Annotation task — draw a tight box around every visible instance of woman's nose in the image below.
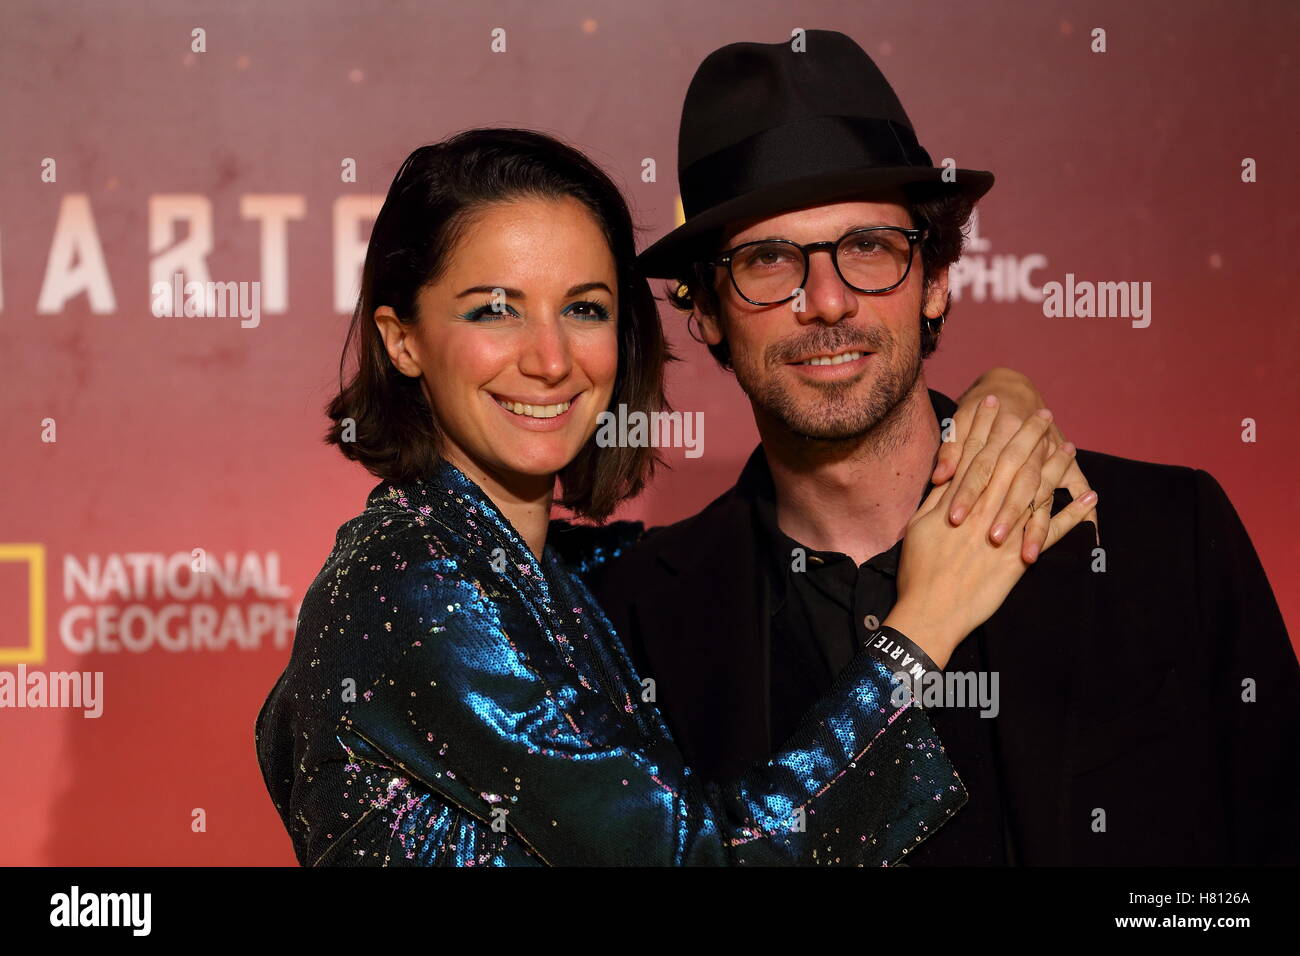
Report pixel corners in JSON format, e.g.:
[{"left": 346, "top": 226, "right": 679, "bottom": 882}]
[{"left": 518, "top": 315, "right": 572, "bottom": 382}]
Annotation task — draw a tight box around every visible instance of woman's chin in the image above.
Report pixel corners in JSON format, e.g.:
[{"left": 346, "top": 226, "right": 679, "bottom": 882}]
[{"left": 493, "top": 440, "right": 584, "bottom": 481}]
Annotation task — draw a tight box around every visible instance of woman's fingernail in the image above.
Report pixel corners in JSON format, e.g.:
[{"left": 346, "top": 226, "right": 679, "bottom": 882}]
[
  {"left": 1025, "top": 542, "right": 1041, "bottom": 561},
  {"left": 950, "top": 504, "right": 967, "bottom": 523},
  {"left": 1080, "top": 490, "right": 1098, "bottom": 505},
  {"left": 983, "top": 394, "right": 998, "bottom": 406},
  {"left": 1036, "top": 407, "right": 1053, "bottom": 419},
  {"left": 990, "top": 523, "right": 1007, "bottom": 543}
]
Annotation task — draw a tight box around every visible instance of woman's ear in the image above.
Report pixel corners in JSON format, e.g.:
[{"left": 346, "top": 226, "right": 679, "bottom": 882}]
[{"left": 373, "top": 306, "right": 422, "bottom": 377}]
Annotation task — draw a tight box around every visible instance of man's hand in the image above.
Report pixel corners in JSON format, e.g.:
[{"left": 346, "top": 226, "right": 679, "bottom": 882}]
[{"left": 931, "top": 366, "right": 1100, "bottom": 560}]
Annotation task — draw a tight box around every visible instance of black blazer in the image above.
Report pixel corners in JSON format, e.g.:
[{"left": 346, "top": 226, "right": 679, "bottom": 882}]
[{"left": 590, "top": 390, "right": 1299, "bottom": 865}]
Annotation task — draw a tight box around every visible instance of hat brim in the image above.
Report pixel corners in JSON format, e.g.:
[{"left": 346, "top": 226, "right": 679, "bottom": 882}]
[{"left": 636, "top": 165, "right": 994, "bottom": 279}]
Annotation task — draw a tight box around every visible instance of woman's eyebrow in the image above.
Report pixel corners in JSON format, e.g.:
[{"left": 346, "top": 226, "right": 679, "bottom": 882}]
[
  {"left": 565, "top": 281, "right": 613, "bottom": 297},
  {"left": 454, "top": 282, "right": 613, "bottom": 299},
  {"left": 455, "top": 285, "right": 525, "bottom": 299}
]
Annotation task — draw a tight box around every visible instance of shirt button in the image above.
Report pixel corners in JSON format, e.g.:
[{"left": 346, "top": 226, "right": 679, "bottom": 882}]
[{"left": 863, "top": 613, "right": 880, "bottom": 631}]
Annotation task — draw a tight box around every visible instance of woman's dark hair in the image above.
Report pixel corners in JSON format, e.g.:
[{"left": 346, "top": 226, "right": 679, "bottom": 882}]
[
  {"left": 326, "top": 128, "right": 670, "bottom": 523},
  {"left": 665, "top": 182, "right": 978, "bottom": 367}
]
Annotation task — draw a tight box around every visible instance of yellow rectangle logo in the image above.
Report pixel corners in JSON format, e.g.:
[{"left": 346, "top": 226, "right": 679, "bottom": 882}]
[{"left": 0, "top": 544, "right": 46, "bottom": 665}]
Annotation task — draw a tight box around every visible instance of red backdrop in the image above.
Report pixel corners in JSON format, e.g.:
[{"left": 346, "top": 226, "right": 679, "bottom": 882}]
[{"left": 1, "top": 0, "right": 1296, "bottom": 864}]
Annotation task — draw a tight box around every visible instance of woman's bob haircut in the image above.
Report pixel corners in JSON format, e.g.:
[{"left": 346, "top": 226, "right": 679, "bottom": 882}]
[{"left": 325, "top": 128, "right": 670, "bottom": 523}]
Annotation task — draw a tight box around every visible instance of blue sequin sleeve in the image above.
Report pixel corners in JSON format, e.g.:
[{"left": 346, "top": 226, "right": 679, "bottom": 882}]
[{"left": 334, "top": 520, "right": 967, "bottom": 866}]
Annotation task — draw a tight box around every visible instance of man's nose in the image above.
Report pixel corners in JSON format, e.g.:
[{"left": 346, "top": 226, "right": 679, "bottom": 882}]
[
  {"left": 518, "top": 314, "right": 573, "bottom": 383},
  {"left": 795, "top": 248, "right": 857, "bottom": 325}
]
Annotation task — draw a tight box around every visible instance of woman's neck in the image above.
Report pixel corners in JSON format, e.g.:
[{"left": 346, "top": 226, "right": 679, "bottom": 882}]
[{"left": 441, "top": 450, "right": 554, "bottom": 560}]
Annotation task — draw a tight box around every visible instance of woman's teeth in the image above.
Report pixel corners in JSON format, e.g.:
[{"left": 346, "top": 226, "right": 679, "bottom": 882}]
[
  {"left": 496, "top": 398, "right": 572, "bottom": 419},
  {"left": 798, "top": 351, "right": 865, "bottom": 366}
]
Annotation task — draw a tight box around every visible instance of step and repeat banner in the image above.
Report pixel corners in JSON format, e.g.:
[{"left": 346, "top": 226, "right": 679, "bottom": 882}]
[{"left": 1, "top": 0, "right": 1296, "bottom": 865}]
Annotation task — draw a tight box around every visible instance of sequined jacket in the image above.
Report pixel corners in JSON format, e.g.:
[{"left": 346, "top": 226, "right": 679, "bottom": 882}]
[{"left": 254, "top": 459, "right": 967, "bottom": 866}]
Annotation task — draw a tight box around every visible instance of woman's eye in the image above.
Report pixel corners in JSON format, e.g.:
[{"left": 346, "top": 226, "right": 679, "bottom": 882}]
[
  {"left": 459, "top": 303, "right": 517, "bottom": 322},
  {"left": 565, "top": 300, "right": 611, "bottom": 321}
]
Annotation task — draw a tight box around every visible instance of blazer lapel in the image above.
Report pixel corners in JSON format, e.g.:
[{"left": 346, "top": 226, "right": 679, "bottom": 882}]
[
  {"left": 980, "top": 496, "right": 1098, "bottom": 864},
  {"left": 631, "top": 457, "right": 773, "bottom": 781}
]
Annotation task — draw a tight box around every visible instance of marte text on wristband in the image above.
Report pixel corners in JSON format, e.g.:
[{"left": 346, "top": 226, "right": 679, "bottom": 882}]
[{"left": 864, "top": 625, "right": 942, "bottom": 688}]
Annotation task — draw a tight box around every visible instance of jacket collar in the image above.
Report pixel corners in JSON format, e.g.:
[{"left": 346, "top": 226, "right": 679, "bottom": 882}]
[
  {"left": 364, "top": 458, "right": 558, "bottom": 605},
  {"left": 629, "top": 388, "right": 1099, "bottom": 860}
]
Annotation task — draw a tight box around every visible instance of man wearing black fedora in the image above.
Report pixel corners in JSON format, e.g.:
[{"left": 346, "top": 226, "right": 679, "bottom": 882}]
[{"left": 588, "top": 30, "right": 1298, "bottom": 865}]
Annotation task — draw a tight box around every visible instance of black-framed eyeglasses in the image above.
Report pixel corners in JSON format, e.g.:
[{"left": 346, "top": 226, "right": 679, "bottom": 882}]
[{"left": 707, "top": 225, "right": 928, "bottom": 307}]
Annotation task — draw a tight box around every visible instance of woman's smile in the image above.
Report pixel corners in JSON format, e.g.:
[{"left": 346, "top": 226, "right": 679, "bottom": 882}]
[{"left": 488, "top": 390, "right": 581, "bottom": 430}]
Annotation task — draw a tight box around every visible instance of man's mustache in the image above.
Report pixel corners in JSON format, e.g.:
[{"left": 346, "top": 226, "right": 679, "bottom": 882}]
[{"left": 767, "top": 325, "right": 892, "bottom": 365}]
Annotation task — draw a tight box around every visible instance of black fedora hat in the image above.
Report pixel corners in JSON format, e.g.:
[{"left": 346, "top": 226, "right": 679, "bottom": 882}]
[{"left": 636, "top": 29, "right": 994, "bottom": 278}]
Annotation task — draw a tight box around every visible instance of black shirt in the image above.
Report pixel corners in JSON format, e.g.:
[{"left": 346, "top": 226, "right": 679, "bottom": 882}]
[{"left": 750, "top": 397, "right": 1013, "bottom": 865}]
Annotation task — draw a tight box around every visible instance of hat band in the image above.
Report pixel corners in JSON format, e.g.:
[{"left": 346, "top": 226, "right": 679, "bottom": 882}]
[{"left": 679, "top": 114, "right": 933, "bottom": 217}]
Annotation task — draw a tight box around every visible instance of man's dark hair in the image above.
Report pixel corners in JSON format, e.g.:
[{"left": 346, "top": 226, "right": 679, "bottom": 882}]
[
  {"left": 326, "top": 127, "right": 671, "bottom": 523},
  {"left": 665, "top": 182, "right": 978, "bottom": 368}
]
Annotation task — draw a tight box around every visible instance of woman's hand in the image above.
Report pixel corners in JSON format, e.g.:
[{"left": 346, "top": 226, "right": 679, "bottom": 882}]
[
  {"left": 886, "top": 394, "right": 1098, "bottom": 668},
  {"left": 932, "top": 367, "right": 1099, "bottom": 559}
]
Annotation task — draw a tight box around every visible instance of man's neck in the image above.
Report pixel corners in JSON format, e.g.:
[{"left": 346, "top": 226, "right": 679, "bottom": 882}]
[{"left": 758, "top": 378, "right": 940, "bottom": 566}]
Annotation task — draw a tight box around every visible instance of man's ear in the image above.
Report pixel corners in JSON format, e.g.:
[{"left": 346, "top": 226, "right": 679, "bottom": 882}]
[
  {"left": 923, "top": 265, "right": 950, "bottom": 319},
  {"left": 373, "top": 306, "right": 423, "bottom": 378},
  {"left": 694, "top": 306, "right": 725, "bottom": 346}
]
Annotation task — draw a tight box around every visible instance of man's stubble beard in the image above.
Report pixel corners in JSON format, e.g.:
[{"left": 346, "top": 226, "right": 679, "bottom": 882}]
[{"left": 730, "top": 320, "right": 924, "bottom": 449}]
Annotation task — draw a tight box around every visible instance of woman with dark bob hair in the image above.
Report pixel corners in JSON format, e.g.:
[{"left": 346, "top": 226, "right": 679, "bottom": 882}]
[{"left": 254, "top": 128, "right": 1095, "bottom": 866}]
